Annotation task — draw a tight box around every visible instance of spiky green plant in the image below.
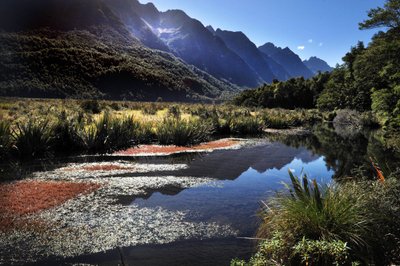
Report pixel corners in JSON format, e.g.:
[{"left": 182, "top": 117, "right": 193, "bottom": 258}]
[
  {"left": 229, "top": 116, "right": 264, "bottom": 135},
  {"left": 257, "top": 171, "right": 372, "bottom": 264},
  {"left": 0, "top": 121, "right": 11, "bottom": 159},
  {"left": 156, "top": 118, "right": 213, "bottom": 146},
  {"left": 12, "top": 120, "right": 53, "bottom": 160},
  {"left": 52, "top": 112, "right": 83, "bottom": 153},
  {"left": 79, "top": 113, "right": 137, "bottom": 153}
]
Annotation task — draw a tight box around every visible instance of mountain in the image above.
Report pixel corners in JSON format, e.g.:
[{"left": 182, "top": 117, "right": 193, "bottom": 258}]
[
  {"left": 206, "top": 25, "right": 216, "bottom": 34},
  {"left": 0, "top": 0, "right": 238, "bottom": 101},
  {"left": 258, "top": 42, "right": 314, "bottom": 79},
  {"left": 214, "top": 29, "right": 275, "bottom": 83},
  {"left": 303, "top": 56, "right": 333, "bottom": 74},
  {"left": 0, "top": 0, "right": 332, "bottom": 102},
  {"left": 140, "top": 8, "right": 262, "bottom": 87},
  {"left": 103, "top": 0, "right": 169, "bottom": 51},
  {"left": 260, "top": 53, "right": 291, "bottom": 81}
]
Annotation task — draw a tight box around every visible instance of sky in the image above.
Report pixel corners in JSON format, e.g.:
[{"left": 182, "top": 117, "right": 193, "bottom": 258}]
[{"left": 140, "top": 0, "right": 386, "bottom": 66}]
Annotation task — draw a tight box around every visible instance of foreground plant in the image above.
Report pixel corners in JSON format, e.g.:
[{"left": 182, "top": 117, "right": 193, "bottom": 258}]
[{"left": 233, "top": 170, "right": 400, "bottom": 265}]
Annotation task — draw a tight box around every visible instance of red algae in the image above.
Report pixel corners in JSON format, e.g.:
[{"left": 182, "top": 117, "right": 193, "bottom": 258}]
[
  {"left": 0, "top": 181, "right": 101, "bottom": 217},
  {"left": 114, "top": 139, "right": 240, "bottom": 156}
]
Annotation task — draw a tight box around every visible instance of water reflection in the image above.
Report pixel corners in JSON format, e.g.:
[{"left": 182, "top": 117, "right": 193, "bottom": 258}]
[
  {"left": 2, "top": 126, "right": 400, "bottom": 266},
  {"left": 268, "top": 125, "right": 400, "bottom": 180},
  {"left": 134, "top": 154, "right": 334, "bottom": 236}
]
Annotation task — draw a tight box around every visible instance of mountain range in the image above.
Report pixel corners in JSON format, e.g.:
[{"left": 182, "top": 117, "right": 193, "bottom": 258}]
[{"left": 0, "top": 0, "right": 332, "bottom": 101}]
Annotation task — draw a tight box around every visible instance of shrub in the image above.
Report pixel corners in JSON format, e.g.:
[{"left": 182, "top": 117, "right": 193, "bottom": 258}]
[
  {"left": 156, "top": 118, "right": 213, "bottom": 146},
  {"left": 232, "top": 234, "right": 353, "bottom": 266},
  {"left": 12, "top": 120, "right": 53, "bottom": 160}
]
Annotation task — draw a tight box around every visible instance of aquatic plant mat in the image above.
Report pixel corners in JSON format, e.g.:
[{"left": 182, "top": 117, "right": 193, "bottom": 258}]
[{"left": 0, "top": 142, "right": 245, "bottom": 264}]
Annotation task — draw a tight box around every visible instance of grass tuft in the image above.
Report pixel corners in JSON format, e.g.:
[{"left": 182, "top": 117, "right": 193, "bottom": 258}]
[
  {"left": 156, "top": 118, "right": 213, "bottom": 146},
  {"left": 12, "top": 120, "right": 53, "bottom": 160}
]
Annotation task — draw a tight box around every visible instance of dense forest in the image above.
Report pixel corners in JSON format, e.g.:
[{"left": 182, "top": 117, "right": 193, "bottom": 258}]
[
  {"left": 0, "top": 0, "right": 239, "bottom": 102},
  {"left": 234, "top": 0, "right": 400, "bottom": 129}
]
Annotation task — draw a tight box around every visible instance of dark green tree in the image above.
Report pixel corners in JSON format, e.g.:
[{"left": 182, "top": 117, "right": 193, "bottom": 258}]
[{"left": 359, "top": 0, "right": 400, "bottom": 30}]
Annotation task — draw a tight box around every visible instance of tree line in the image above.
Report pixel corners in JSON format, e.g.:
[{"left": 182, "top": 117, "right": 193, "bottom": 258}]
[{"left": 233, "top": 0, "right": 400, "bottom": 128}]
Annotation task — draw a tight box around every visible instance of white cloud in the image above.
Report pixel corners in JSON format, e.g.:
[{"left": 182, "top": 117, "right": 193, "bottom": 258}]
[
  {"left": 308, "top": 39, "right": 313, "bottom": 43},
  {"left": 319, "top": 42, "right": 323, "bottom": 47},
  {"left": 297, "top": 45, "right": 305, "bottom": 51}
]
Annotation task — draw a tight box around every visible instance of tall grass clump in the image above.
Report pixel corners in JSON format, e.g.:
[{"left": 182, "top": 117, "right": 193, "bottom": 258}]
[
  {"left": 234, "top": 171, "right": 400, "bottom": 265},
  {"left": 80, "top": 99, "right": 102, "bottom": 114},
  {"left": 262, "top": 109, "right": 323, "bottom": 129},
  {"left": 229, "top": 116, "right": 264, "bottom": 135},
  {"left": 353, "top": 178, "right": 400, "bottom": 265},
  {"left": 132, "top": 121, "right": 155, "bottom": 144},
  {"left": 156, "top": 118, "right": 213, "bottom": 146},
  {"left": 0, "top": 121, "right": 11, "bottom": 159},
  {"left": 141, "top": 103, "right": 159, "bottom": 115},
  {"left": 238, "top": 172, "right": 369, "bottom": 265},
  {"left": 12, "top": 120, "right": 53, "bottom": 160},
  {"left": 79, "top": 113, "right": 137, "bottom": 153},
  {"left": 52, "top": 111, "right": 83, "bottom": 153}
]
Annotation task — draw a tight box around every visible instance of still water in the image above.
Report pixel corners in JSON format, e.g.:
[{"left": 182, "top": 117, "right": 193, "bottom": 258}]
[{"left": 2, "top": 126, "right": 399, "bottom": 266}]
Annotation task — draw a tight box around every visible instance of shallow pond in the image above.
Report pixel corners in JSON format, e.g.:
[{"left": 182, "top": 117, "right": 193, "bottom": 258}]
[{"left": 1, "top": 126, "right": 399, "bottom": 265}]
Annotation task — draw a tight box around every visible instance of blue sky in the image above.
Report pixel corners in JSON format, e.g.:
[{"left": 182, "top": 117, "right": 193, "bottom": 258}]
[{"left": 140, "top": 0, "right": 386, "bottom": 66}]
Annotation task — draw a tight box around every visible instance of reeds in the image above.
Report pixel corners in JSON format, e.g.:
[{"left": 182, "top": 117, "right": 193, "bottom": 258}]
[
  {"left": 236, "top": 171, "right": 400, "bottom": 265},
  {"left": 12, "top": 120, "right": 53, "bottom": 160},
  {"left": 79, "top": 113, "right": 137, "bottom": 153},
  {"left": 156, "top": 118, "right": 213, "bottom": 146},
  {"left": 229, "top": 116, "right": 264, "bottom": 135},
  {"left": 252, "top": 172, "right": 369, "bottom": 265}
]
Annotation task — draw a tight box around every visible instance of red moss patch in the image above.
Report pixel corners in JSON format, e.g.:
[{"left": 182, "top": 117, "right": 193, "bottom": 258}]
[
  {"left": 114, "top": 139, "right": 240, "bottom": 156},
  {"left": 0, "top": 181, "right": 101, "bottom": 217}
]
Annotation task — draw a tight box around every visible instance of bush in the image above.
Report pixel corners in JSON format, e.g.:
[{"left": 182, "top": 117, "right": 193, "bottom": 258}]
[
  {"left": 156, "top": 118, "right": 213, "bottom": 146},
  {"left": 232, "top": 234, "right": 353, "bottom": 266}
]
